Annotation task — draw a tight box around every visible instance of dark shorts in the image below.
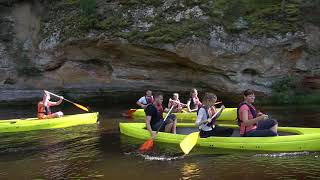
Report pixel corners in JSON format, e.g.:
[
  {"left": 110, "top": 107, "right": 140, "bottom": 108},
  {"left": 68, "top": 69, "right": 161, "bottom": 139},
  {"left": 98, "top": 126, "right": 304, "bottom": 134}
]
[
  {"left": 151, "top": 114, "right": 176, "bottom": 132},
  {"left": 245, "top": 119, "right": 278, "bottom": 137},
  {"left": 200, "top": 125, "right": 234, "bottom": 138}
]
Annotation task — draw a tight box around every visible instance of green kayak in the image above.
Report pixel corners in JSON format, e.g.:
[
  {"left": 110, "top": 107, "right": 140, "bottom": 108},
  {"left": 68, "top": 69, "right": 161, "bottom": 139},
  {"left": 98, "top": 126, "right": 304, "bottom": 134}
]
[
  {"left": 126, "top": 108, "right": 237, "bottom": 121},
  {"left": 119, "top": 122, "right": 320, "bottom": 152},
  {"left": 0, "top": 112, "right": 98, "bottom": 133}
]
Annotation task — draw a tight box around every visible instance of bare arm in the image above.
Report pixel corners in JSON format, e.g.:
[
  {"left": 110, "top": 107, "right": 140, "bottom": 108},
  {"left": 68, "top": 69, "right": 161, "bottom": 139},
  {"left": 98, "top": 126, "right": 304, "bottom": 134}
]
[
  {"left": 195, "top": 108, "right": 209, "bottom": 127},
  {"left": 48, "top": 97, "right": 63, "bottom": 106},
  {"left": 146, "top": 116, "right": 156, "bottom": 138},
  {"left": 136, "top": 101, "right": 145, "bottom": 109}
]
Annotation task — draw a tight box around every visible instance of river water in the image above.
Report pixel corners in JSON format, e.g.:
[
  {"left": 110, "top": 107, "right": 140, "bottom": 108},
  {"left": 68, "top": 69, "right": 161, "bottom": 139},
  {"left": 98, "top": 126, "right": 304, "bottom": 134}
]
[{"left": 0, "top": 104, "right": 320, "bottom": 179}]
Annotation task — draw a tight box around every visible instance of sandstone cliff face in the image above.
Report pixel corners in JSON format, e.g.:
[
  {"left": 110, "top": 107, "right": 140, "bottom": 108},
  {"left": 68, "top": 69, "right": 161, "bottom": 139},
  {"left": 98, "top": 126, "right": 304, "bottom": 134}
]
[{"left": 0, "top": 0, "right": 319, "bottom": 104}]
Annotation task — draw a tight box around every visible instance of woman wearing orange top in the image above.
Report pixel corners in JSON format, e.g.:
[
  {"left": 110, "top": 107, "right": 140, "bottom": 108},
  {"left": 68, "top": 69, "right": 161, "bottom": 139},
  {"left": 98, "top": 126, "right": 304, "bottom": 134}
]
[{"left": 37, "top": 91, "right": 64, "bottom": 119}]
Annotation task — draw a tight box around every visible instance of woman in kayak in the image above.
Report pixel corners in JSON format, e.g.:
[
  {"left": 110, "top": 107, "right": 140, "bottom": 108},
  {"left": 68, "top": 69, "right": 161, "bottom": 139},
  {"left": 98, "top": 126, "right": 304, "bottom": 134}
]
[
  {"left": 168, "top": 93, "right": 186, "bottom": 113},
  {"left": 238, "top": 89, "right": 278, "bottom": 137},
  {"left": 145, "top": 93, "right": 177, "bottom": 139},
  {"left": 187, "top": 88, "right": 202, "bottom": 112},
  {"left": 196, "top": 93, "right": 233, "bottom": 138},
  {"left": 37, "top": 91, "right": 64, "bottom": 119},
  {"left": 136, "top": 90, "right": 154, "bottom": 109}
]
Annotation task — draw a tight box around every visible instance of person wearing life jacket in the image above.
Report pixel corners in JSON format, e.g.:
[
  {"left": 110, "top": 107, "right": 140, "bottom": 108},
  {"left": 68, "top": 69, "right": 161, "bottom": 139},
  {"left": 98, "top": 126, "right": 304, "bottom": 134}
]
[
  {"left": 187, "top": 88, "right": 202, "bottom": 112},
  {"left": 196, "top": 93, "right": 233, "bottom": 138},
  {"left": 237, "top": 89, "right": 278, "bottom": 137},
  {"left": 168, "top": 93, "right": 186, "bottom": 113},
  {"left": 145, "top": 93, "right": 177, "bottom": 139},
  {"left": 137, "top": 90, "right": 154, "bottom": 109},
  {"left": 37, "top": 91, "right": 64, "bottom": 119}
]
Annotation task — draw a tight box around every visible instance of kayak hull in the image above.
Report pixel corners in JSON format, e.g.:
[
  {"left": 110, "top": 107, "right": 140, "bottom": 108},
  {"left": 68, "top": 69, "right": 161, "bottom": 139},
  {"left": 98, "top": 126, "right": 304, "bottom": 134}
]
[
  {"left": 131, "top": 108, "right": 237, "bottom": 121},
  {"left": 0, "top": 112, "right": 98, "bottom": 133},
  {"left": 119, "top": 123, "right": 320, "bottom": 152}
]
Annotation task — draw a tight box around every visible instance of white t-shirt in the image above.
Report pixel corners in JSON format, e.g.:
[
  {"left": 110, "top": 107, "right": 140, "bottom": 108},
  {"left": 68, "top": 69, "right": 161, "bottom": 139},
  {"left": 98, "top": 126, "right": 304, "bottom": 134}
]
[
  {"left": 138, "top": 96, "right": 148, "bottom": 105},
  {"left": 196, "top": 108, "right": 215, "bottom": 131}
]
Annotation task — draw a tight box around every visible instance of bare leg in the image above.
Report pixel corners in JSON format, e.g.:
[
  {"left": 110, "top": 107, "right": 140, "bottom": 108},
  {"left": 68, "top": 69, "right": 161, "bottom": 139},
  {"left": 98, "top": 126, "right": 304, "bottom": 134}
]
[
  {"left": 165, "top": 123, "right": 173, "bottom": 133},
  {"left": 172, "top": 118, "right": 177, "bottom": 134},
  {"left": 271, "top": 123, "right": 278, "bottom": 134}
]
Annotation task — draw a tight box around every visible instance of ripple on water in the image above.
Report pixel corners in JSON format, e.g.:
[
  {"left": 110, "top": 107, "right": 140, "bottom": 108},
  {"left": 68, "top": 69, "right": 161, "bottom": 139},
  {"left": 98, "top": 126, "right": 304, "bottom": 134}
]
[{"left": 124, "top": 151, "right": 185, "bottom": 161}]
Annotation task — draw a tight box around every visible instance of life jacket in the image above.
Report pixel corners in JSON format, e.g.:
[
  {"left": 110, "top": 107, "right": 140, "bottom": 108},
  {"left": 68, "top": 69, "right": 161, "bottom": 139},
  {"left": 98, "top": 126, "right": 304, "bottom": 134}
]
[
  {"left": 168, "top": 99, "right": 182, "bottom": 110},
  {"left": 197, "top": 106, "right": 216, "bottom": 128},
  {"left": 145, "top": 103, "right": 164, "bottom": 122},
  {"left": 37, "top": 101, "right": 51, "bottom": 118},
  {"left": 155, "top": 103, "right": 164, "bottom": 119},
  {"left": 145, "top": 96, "right": 154, "bottom": 105},
  {"left": 236, "top": 102, "right": 257, "bottom": 126},
  {"left": 189, "top": 96, "right": 201, "bottom": 110}
]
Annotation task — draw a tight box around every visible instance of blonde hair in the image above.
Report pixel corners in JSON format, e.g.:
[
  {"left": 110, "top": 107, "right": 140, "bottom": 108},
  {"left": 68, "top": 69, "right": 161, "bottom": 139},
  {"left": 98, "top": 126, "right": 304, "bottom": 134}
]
[{"left": 202, "top": 92, "right": 217, "bottom": 107}]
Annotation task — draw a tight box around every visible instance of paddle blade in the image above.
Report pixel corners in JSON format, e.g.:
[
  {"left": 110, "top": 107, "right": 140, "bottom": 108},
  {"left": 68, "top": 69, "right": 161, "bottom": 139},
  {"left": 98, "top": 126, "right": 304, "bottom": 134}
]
[
  {"left": 74, "top": 103, "right": 89, "bottom": 112},
  {"left": 123, "top": 109, "right": 137, "bottom": 118},
  {"left": 139, "top": 139, "right": 154, "bottom": 152},
  {"left": 180, "top": 132, "right": 200, "bottom": 154}
]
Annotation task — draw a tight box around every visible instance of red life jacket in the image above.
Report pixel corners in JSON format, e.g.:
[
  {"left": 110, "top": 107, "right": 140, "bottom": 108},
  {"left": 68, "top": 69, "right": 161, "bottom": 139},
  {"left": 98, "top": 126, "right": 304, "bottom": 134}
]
[
  {"left": 145, "top": 96, "right": 154, "bottom": 104},
  {"left": 168, "top": 99, "right": 182, "bottom": 110},
  {"left": 155, "top": 103, "right": 164, "bottom": 119},
  {"left": 37, "top": 101, "right": 51, "bottom": 118}
]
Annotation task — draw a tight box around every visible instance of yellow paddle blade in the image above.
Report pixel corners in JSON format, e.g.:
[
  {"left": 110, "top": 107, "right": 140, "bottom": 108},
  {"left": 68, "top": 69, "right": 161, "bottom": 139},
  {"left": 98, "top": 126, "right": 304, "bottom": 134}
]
[
  {"left": 74, "top": 103, "right": 89, "bottom": 112},
  {"left": 180, "top": 132, "right": 200, "bottom": 154}
]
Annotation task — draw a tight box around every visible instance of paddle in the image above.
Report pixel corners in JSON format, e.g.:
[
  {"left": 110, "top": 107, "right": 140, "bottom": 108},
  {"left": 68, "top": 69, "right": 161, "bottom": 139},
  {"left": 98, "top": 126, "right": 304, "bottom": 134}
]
[
  {"left": 139, "top": 105, "right": 175, "bottom": 152},
  {"left": 123, "top": 109, "right": 137, "bottom": 118},
  {"left": 44, "top": 90, "right": 89, "bottom": 112},
  {"left": 179, "top": 106, "right": 225, "bottom": 155}
]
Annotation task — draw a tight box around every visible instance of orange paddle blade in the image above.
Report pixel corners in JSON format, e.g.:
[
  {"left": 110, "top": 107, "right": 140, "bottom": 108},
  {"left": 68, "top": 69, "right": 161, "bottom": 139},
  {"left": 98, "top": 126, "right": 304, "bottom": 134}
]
[
  {"left": 123, "top": 109, "right": 137, "bottom": 117},
  {"left": 74, "top": 103, "right": 89, "bottom": 112},
  {"left": 139, "top": 139, "right": 154, "bottom": 152}
]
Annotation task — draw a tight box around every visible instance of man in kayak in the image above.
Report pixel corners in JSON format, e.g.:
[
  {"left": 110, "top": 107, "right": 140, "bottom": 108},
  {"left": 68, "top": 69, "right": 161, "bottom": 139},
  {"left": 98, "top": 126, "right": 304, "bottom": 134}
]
[
  {"left": 136, "top": 90, "right": 154, "bottom": 109},
  {"left": 37, "top": 91, "right": 64, "bottom": 119},
  {"left": 196, "top": 93, "right": 233, "bottom": 138},
  {"left": 145, "top": 93, "right": 177, "bottom": 139},
  {"left": 187, "top": 88, "right": 202, "bottom": 112},
  {"left": 168, "top": 93, "right": 186, "bottom": 113},
  {"left": 237, "top": 89, "right": 278, "bottom": 137}
]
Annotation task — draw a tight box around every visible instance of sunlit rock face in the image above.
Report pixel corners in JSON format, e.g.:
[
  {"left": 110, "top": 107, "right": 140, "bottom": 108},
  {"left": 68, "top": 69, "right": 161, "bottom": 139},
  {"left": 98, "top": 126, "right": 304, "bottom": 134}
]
[{"left": 0, "top": 0, "right": 319, "bottom": 104}]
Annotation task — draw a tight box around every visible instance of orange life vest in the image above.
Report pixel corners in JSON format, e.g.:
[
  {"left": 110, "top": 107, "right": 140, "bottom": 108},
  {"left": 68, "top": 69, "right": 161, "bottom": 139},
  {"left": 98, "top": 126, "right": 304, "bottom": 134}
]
[{"left": 37, "top": 101, "right": 51, "bottom": 119}]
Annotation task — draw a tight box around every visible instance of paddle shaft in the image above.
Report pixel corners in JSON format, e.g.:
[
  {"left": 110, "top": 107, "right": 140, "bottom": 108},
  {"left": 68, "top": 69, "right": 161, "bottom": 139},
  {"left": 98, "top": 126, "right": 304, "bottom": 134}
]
[
  {"left": 45, "top": 91, "right": 74, "bottom": 103},
  {"left": 154, "top": 105, "right": 175, "bottom": 134}
]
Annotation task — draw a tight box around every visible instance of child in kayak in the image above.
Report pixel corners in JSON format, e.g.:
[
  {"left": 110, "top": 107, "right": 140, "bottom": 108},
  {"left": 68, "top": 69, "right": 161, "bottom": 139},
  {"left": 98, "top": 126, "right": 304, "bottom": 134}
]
[
  {"left": 187, "top": 88, "right": 202, "bottom": 112},
  {"left": 37, "top": 91, "right": 64, "bottom": 119},
  {"left": 168, "top": 93, "right": 186, "bottom": 113},
  {"left": 237, "top": 89, "right": 278, "bottom": 137},
  {"left": 196, "top": 93, "right": 233, "bottom": 138},
  {"left": 136, "top": 90, "right": 154, "bottom": 109},
  {"left": 145, "top": 93, "right": 177, "bottom": 139}
]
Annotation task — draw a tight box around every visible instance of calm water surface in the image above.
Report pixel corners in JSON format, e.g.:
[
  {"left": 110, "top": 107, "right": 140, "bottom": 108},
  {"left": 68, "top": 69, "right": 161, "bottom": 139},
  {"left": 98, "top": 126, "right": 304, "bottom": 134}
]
[{"left": 0, "top": 105, "right": 320, "bottom": 179}]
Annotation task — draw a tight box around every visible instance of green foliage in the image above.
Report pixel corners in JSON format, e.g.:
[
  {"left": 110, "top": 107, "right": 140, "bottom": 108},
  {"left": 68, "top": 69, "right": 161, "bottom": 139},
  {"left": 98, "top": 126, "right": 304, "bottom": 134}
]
[
  {"left": 138, "top": 20, "right": 209, "bottom": 44},
  {"left": 119, "top": 0, "right": 163, "bottom": 7},
  {"left": 262, "top": 75, "right": 320, "bottom": 105},
  {"left": 78, "top": 0, "right": 97, "bottom": 30},
  {"left": 80, "top": 0, "right": 96, "bottom": 16},
  {"left": 97, "top": 16, "right": 129, "bottom": 31},
  {"left": 205, "top": 0, "right": 301, "bottom": 36}
]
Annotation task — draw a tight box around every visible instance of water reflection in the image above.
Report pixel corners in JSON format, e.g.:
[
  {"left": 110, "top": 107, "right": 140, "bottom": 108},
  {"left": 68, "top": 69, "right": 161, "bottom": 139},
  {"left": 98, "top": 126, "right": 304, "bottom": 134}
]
[{"left": 181, "top": 162, "right": 201, "bottom": 180}]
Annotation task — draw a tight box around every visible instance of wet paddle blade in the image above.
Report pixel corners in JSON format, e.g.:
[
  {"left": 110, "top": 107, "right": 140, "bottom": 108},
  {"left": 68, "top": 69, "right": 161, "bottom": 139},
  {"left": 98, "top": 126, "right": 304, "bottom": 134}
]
[
  {"left": 180, "top": 132, "right": 200, "bottom": 155},
  {"left": 74, "top": 103, "right": 89, "bottom": 112},
  {"left": 123, "top": 109, "right": 137, "bottom": 118},
  {"left": 139, "top": 139, "right": 154, "bottom": 152}
]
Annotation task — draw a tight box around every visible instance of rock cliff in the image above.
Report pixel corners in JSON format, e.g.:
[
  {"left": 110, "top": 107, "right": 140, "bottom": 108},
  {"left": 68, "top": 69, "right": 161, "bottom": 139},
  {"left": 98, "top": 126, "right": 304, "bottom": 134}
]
[{"left": 0, "top": 0, "right": 319, "bottom": 104}]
